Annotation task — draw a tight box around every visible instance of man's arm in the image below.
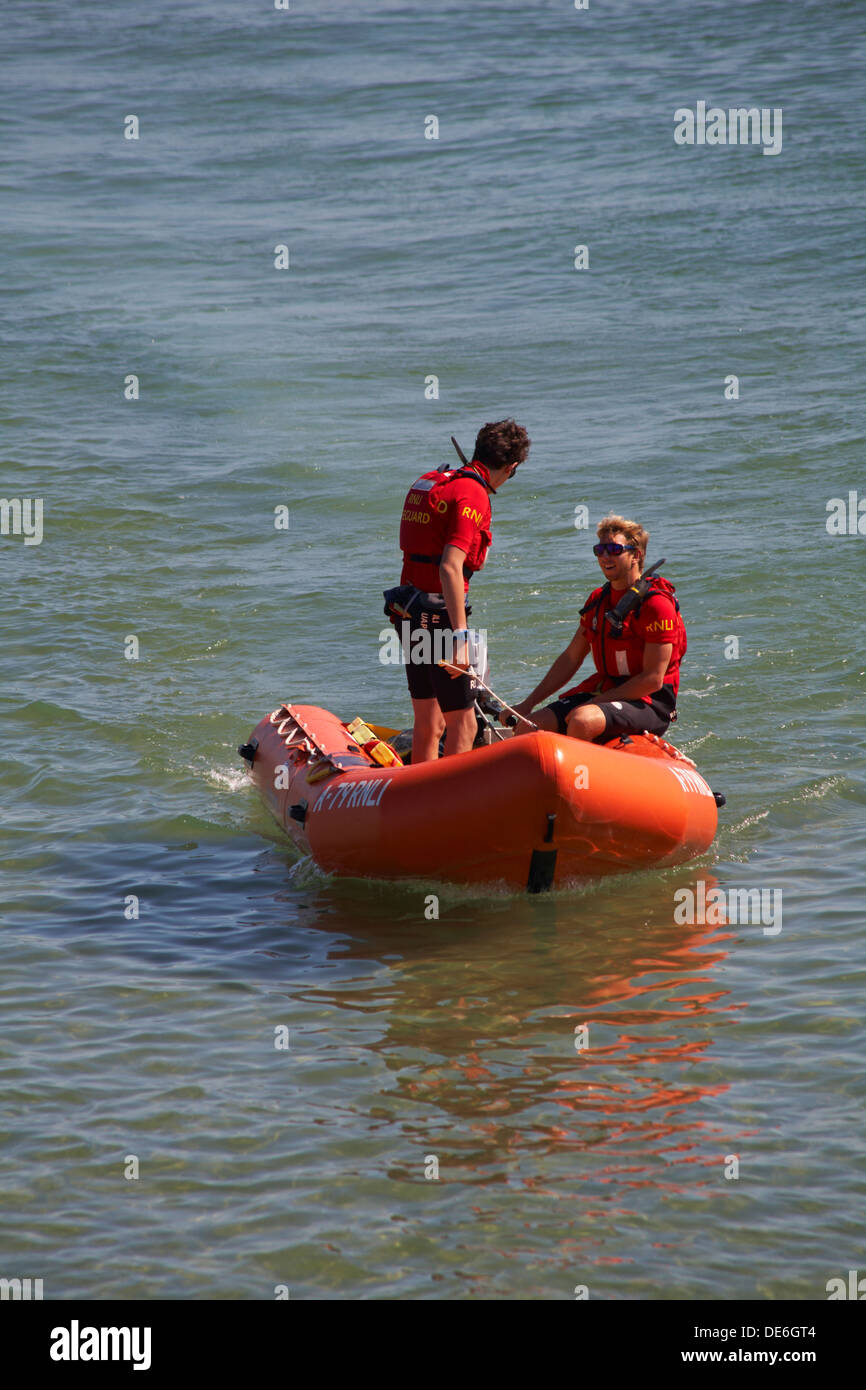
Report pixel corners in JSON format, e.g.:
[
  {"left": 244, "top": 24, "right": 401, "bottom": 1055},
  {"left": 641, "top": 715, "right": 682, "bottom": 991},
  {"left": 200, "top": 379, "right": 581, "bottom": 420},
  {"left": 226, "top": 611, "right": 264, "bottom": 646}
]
[
  {"left": 593, "top": 642, "right": 673, "bottom": 703},
  {"left": 516, "top": 630, "right": 591, "bottom": 712},
  {"left": 439, "top": 544, "right": 469, "bottom": 634}
]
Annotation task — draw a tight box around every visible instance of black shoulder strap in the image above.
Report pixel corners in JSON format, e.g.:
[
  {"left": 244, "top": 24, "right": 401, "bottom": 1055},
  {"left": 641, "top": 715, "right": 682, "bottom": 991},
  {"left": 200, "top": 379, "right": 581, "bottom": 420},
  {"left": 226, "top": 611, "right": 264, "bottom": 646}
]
[
  {"left": 448, "top": 465, "right": 493, "bottom": 496},
  {"left": 579, "top": 583, "right": 611, "bottom": 618},
  {"left": 634, "top": 576, "right": 680, "bottom": 617}
]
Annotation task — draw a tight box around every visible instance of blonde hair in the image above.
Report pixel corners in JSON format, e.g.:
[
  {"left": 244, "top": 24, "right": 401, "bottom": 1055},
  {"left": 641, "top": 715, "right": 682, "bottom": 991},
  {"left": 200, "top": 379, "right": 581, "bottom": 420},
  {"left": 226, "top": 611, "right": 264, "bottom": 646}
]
[{"left": 597, "top": 514, "right": 648, "bottom": 562}]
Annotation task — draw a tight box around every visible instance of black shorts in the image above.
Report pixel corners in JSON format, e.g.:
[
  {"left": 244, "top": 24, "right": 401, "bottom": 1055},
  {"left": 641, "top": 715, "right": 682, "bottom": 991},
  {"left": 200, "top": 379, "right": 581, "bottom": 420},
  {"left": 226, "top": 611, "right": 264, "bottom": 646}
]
[
  {"left": 403, "top": 612, "right": 480, "bottom": 713},
  {"left": 545, "top": 688, "right": 674, "bottom": 742}
]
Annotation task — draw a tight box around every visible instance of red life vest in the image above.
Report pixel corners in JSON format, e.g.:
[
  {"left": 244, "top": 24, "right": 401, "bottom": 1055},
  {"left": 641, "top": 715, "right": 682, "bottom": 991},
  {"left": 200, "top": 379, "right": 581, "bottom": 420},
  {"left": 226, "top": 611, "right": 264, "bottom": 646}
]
[
  {"left": 399, "top": 465, "right": 493, "bottom": 592},
  {"left": 567, "top": 575, "right": 687, "bottom": 704}
]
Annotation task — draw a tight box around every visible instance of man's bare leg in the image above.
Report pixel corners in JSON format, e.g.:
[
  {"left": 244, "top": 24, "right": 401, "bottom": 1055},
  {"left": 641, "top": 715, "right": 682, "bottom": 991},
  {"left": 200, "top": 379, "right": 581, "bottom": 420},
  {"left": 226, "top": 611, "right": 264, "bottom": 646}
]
[
  {"left": 442, "top": 706, "right": 477, "bottom": 757},
  {"left": 411, "top": 697, "right": 446, "bottom": 764},
  {"left": 565, "top": 703, "right": 607, "bottom": 742}
]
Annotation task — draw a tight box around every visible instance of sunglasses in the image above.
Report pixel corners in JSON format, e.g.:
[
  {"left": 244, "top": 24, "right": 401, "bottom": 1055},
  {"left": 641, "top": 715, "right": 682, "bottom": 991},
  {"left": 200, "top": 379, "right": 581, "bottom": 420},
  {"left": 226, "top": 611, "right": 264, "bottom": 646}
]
[{"left": 593, "top": 542, "right": 635, "bottom": 557}]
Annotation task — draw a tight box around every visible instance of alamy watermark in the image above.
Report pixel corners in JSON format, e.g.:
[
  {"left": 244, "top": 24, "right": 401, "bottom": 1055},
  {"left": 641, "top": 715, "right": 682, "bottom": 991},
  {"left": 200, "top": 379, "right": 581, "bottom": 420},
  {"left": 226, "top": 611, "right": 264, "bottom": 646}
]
[
  {"left": 674, "top": 879, "right": 782, "bottom": 935},
  {"left": 50, "top": 1322, "right": 151, "bottom": 1371},
  {"left": 826, "top": 1269, "right": 866, "bottom": 1299},
  {"left": 826, "top": 491, "right": 866, "bottom": 535},
  {"left": 674, "top": 103, "right": 782, "bottom": 156},
  {"left": 0, "top": 497, "right": 43, "bottom": 545},
  {"left": 379, "top": 622, "right": 487, "bottom": 669},
  {"left": 0, "top": 1276, "right": 43, "bottom": 1299}
]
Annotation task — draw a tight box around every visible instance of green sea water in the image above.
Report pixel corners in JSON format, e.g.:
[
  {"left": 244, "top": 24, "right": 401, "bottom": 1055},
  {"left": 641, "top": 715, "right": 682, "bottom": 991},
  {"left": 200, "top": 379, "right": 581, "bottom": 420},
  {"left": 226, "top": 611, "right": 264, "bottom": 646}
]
[{"left": 1, "top": 0, "right": 864, "bottom": 1299}]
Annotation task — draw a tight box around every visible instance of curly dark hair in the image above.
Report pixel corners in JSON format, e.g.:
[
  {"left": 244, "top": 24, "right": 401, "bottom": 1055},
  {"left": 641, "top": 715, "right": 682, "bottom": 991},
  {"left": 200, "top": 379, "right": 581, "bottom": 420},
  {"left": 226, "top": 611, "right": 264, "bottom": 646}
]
[{"left": 473, "top": 419, "right": 531, "bottom": 470}]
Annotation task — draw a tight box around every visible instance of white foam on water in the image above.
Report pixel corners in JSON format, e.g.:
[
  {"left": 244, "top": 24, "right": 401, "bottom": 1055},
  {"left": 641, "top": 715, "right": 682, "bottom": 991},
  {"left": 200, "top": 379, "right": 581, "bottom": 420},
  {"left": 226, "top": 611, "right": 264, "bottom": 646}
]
[{"left": 205, "top": 766, "right": 250, "bottom": 792}]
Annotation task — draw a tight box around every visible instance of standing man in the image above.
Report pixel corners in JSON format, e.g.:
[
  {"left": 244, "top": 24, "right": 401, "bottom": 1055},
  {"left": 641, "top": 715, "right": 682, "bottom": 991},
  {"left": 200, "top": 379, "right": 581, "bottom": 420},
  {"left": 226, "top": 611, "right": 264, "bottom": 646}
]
[
  {"left": 512, "top": 515, "right": 686, "bottom": 743},
  {"left": 390, "top": 419, "right": 530, "bottom": 763}
]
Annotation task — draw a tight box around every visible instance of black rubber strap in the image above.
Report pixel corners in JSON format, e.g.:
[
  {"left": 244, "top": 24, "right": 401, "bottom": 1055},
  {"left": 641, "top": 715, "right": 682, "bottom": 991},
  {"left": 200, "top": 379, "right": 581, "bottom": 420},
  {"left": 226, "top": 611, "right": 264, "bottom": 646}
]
[{"left": 408, "top": 552, "right": 473, "bottom": 580}]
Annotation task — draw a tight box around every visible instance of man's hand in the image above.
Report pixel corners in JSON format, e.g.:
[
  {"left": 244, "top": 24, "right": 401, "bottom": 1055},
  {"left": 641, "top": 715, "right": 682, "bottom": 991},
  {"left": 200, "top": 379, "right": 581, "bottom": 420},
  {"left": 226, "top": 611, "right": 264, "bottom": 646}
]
[
  {"left": 505, "top": 698, "right": 536, "bottom": 726},
  {"left": 451, "top": 633, "right": 470, "bottom": 671},
  {"left": 449, "top": 628, "right": 488, "bottom": 675}
]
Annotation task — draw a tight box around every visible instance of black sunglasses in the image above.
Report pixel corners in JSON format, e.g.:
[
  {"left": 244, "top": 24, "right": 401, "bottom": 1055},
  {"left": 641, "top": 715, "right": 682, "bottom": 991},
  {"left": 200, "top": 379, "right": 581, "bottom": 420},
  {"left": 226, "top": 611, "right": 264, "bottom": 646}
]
[{"left": 593, "top": 542, "right": 635, "bottom": 557}]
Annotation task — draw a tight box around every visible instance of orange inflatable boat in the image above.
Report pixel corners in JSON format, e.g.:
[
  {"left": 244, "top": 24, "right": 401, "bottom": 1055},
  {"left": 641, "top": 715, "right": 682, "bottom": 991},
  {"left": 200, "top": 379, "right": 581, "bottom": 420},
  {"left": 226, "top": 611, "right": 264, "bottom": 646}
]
[{"left": 239, "top": 702, "right": 721, "bottom": 892}]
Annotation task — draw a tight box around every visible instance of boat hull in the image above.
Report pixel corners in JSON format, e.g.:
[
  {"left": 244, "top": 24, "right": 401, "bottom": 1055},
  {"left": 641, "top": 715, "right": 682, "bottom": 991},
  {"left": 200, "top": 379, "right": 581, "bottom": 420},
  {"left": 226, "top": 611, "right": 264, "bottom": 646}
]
[{"left": 242, "top": 704, "right": 718, "bottom": 891}]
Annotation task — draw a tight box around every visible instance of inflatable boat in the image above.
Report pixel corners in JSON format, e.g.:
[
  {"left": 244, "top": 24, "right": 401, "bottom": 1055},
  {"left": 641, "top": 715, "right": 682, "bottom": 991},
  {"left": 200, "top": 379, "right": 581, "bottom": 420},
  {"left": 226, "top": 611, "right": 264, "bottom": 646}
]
[{"left": 239, "top": 702, "right": 721, "bottom": 892}]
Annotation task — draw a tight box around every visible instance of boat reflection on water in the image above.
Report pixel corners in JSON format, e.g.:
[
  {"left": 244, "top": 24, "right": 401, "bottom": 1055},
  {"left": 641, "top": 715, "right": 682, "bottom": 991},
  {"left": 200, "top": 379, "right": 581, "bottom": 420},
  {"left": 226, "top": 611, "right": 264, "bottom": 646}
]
[{"left": 273, "top": 867, "right": 745, "bottom": 1208}]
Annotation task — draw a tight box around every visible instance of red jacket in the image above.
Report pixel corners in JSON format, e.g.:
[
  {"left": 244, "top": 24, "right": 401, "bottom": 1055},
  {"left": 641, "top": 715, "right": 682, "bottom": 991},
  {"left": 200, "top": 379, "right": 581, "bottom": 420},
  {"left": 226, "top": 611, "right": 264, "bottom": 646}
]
[
  {"left": 565, "top": 576, "right": 686, "bottom": 704},
  {"left": 399, "top": 465, "right": 493, "bottom": 593}
]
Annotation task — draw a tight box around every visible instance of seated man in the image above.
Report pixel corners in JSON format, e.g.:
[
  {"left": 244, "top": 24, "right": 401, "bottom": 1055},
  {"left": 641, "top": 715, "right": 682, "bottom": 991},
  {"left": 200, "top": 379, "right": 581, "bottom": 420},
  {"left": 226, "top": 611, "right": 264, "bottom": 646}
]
[{"left": 512, "top": 515, "right": 686, "bottom": 743}]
